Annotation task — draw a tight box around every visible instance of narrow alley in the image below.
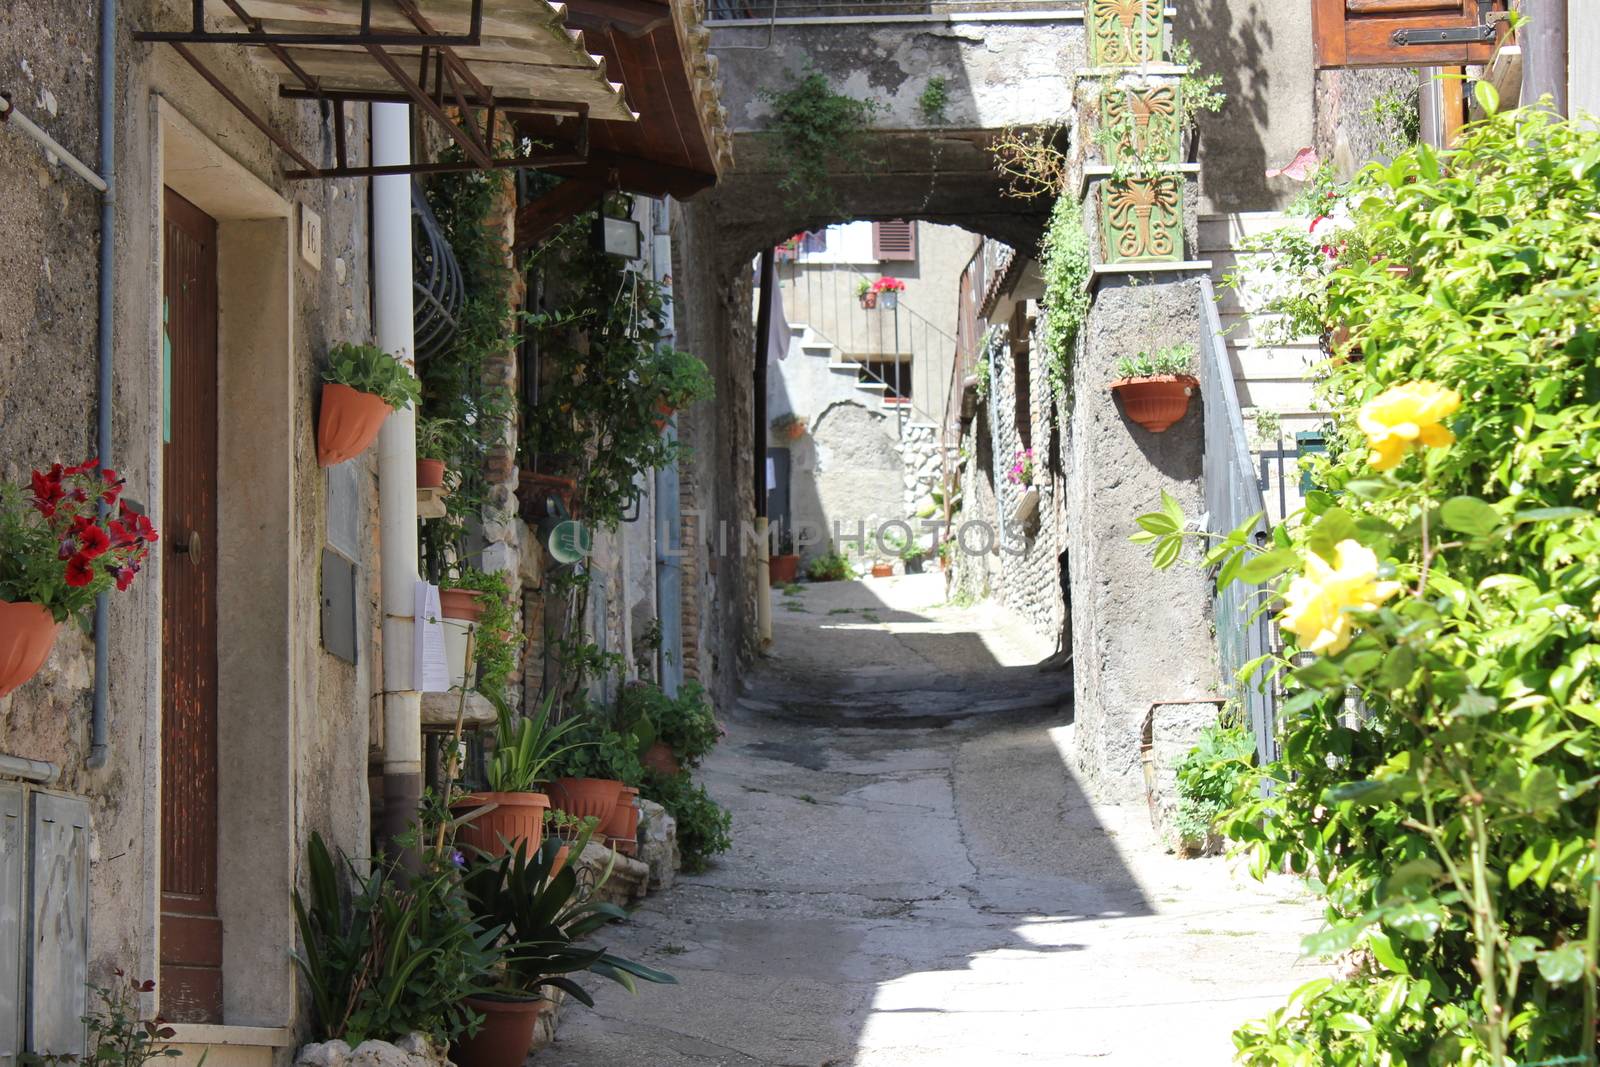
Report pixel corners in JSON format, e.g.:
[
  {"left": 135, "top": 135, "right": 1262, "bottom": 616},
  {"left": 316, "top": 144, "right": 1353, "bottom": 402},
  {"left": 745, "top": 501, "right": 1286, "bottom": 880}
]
[{"left": 550, "top": 575, "right": 1317, "bottom": 1066}]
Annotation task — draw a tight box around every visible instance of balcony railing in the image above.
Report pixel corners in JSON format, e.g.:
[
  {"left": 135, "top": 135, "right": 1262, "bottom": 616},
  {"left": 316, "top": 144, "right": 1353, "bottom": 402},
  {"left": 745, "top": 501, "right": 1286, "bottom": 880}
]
[{"left": 709, "top": 0, "right": 1080, "bottom": 22}]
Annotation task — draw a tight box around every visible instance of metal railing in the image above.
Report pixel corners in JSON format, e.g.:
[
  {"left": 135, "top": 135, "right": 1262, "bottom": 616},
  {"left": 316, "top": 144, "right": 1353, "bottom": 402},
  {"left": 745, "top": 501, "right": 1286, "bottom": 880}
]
[
  {"left": 1198, "top": 277, "right": 1279, "bottom": 765},
  {"left": 708, "top": 0, "right": 1079, "bottom": 20}
]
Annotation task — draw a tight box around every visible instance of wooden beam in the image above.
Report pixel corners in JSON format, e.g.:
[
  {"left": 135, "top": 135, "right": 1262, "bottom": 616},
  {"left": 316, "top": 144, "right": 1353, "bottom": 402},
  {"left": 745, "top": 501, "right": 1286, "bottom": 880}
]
[{"left": 513, "top": 180, "right": 604, "bottom": 251}]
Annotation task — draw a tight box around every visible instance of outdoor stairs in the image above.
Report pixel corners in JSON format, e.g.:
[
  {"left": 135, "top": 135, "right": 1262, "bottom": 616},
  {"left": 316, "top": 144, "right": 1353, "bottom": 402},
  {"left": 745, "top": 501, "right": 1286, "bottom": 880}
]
[
  {"left": 790, "top": 322, "right": 930, "bottom": 422},
  {"left": 1200, "top": 212, "right": 1327, "bottom": 523}
]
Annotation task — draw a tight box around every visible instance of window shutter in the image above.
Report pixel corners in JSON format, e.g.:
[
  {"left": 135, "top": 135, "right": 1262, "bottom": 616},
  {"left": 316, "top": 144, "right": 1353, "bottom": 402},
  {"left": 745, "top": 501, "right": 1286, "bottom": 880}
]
[
  {"left": 1313, "top": 0, "right": 1507, "bottom": 68},
  {"left": 872, "top": 221, "right": 916, "bottom": 262}
]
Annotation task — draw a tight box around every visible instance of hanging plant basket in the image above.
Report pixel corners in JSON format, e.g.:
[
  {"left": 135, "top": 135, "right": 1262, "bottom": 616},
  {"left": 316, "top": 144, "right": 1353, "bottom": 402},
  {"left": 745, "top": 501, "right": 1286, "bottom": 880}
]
[
  {"left": 1109, "top": 375, "right": 1200, "bottom": 433},
  {"left": 317, "top": 383, "right": 395, "bottom": 466},
  {"left": 0, "top": 601, "right": 60, "bottom": 698},
  {"left": 859, "top": 291, "right": 878, "bottom": 310}
]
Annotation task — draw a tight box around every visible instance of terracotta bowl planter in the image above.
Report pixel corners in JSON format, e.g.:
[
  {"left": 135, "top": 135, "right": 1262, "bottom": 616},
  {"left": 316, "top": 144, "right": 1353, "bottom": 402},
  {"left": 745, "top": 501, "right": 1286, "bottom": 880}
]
[
  {"left": 451, "top": 996, "right": 549, "bottom": 1067},
  {"left": 439, "top": 588, "right": 488, "bottom": 622},
  {"left": 642, "top": 740, "right": 680, "bottom": 778},
  {"left": 0, "top": 601, "right": 60, "bottom": 698},
  {"left": 768, "top": 554, "right": 800, "bottom": 585},
  {"left": 317, "top": 382, "right": 394, "bottom": 467},
  {"left": 1109, "top": 375, "right": 1200, "bottom": 433},
  {"left": 416, "top": 457, "right": 447, "bottom": 490},
  {"left": 870, "top": 562, "right": 894, "bottom": 579},
  {"left": 653, "top": 400, "right": 675, "bottom": 431},
  {"left": 550, "top": 777, "right": 623, "bottom": 826},
  {"left": 452, "top": 791, "right": 550, "bottom": 860},
  {"left": 602, "top": 786, "right": 640, "bottom": 856}
]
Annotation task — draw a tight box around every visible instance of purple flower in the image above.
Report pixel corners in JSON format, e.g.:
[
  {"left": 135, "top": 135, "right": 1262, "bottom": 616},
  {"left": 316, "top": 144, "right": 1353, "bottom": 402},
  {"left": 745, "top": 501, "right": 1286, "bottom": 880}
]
[{"left": 449, "top": 849, "right": 465, "bottom": 867}]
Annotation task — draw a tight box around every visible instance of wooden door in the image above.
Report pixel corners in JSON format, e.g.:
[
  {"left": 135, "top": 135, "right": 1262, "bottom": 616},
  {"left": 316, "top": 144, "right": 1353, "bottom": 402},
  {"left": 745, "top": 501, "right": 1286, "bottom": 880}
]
[
  {"left": 1313, "top": 0, "right": 1508, "bottom": 68},
  {"left": 160, "top": 188, "right": 223, "bottom": 1024}
]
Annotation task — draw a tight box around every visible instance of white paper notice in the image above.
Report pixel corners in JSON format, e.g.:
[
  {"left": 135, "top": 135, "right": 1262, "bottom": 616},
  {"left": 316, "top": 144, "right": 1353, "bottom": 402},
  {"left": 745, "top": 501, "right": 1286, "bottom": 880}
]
[{"left": 413, "top": 582, "right": 451, "bottom": 693}]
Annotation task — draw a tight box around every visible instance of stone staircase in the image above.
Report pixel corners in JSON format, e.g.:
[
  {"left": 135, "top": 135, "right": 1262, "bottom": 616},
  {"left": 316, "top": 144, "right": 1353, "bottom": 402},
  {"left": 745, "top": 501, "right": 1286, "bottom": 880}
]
[
  {"left": 792, "top": 323, "right": 934, "bottom": 424},
  {"left": 1199, "top": 212, "right": 1327, "bottom": 523}
]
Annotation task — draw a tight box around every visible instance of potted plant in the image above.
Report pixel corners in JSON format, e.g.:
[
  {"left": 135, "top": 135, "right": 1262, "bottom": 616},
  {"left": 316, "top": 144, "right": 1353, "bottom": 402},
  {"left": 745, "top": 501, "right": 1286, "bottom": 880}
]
[
  {"left": 870, "top": 276, "right": 906, "bottom": 310},
  {"left": 805, "top": 550, "right": 852, "bottom": 583},
  {"left": 649, "top": 346, "right": 715, "bottom": 429},
  {"left": 541, "top": 809, "right": 599, "bottom": 875},
  {"left": 856, "top": 277, "right": 877, "bottom": 309},
  {"left": 1108, "top": 344, "right": 1200, "bottom": 433},
  {"left": 318, "top": 341, "right": 421, "bottom": 466},
  {"left": 454, "top": 694, "right": 591, "bottom": 861},
  {"left": 416, "top": 416, "right": 455, "bottom": 490},
  {"left": 900, "top": 541, "right": 929, "bottom": 575},
  {"left": 601, "top": 785, "right": 641, "bottom": 856},
  {"left": 454, "top": 835, "right": 675, "bottom": 1067},
  {"left": 546, "top": 717, "right": 645, "bottom": 829},
  {"left": 768, "top": 529, "right": 800, "bottom": 585},
  {"left": 937, "top": 538, "right": 954, "bottom": 572},
  {"left": 770, "top": 412, "right": 806, "bottom": 441},
  {"left": 0, "top": 460, "right": 156, "bottom": 696},
  {"left": 870, "top": 560, "right": 894, "bottom": 579}
]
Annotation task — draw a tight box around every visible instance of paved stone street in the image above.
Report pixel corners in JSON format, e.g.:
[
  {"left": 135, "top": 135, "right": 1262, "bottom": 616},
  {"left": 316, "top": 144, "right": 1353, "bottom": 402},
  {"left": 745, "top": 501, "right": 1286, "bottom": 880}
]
[{"left": 548, "top": 574, "right": 1319, "bottom": 1065}]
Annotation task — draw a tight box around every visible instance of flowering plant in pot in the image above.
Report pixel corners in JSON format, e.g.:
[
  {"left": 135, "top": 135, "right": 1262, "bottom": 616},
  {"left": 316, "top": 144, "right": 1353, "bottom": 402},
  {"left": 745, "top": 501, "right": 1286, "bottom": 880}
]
[
  {"left": 0, "top": 460, "right": 157, "bottom": 696},
  {"left": 415, "top": 416, "right": 457, "bottom": 490},
  {"left": 319, "top": 342, "right": 421, "bottom": 466},
  {"left": 770, "top": 411, "right": 806, "bottom": 442},
  {"left": 1108, "top": 344, "right": 1199, "bottom": 433},
  {"left": 856, "top": 277, "right": 877, "bottom": 309},
  {"left": 454, "top": 694, "right": 592, "bottom": 861},
  {"left": 1006, "top": 447, "right": 1036, "bottom": 487},
  {"left": 870, "top": 275, "right": 906, "bottom": 310}
]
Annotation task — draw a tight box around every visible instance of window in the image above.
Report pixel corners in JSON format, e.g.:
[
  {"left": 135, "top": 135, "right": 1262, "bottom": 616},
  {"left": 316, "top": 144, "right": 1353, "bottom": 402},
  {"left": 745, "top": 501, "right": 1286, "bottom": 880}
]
[
  {"left": 872, "top": 220, "right": 916, "bottom": 262},
  {"left": 1312, "top": 0, "right": 1506, "bottom": 68}
]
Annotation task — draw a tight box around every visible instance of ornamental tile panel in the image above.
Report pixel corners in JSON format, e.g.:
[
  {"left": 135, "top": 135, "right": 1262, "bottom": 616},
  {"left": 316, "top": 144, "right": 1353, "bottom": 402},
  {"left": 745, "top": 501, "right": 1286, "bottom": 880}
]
[
  {"left": 1103, "top": 84, "right": 1181, "bottom": 167},
  {"left": 1101, "top": 175, "right": 1184, "bottom": 263},
  {"left": 1088, "top": 0, "right": 1165, "bottom": 67}
]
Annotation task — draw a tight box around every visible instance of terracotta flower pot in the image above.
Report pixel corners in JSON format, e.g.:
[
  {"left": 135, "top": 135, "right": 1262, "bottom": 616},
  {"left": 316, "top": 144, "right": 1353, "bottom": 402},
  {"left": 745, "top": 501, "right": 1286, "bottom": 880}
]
[
  {"left": 451, "top": 996, "right": 548, "bottom": 1067},
  {"left": 416, "top": 457, "right": 446, "bottom": 490},
  {"left": 871, "top": 562, "right": 894, "bottom": 578},
  {"left": 859, "top": 291, "right": 877, "bottom": 309},
  {"left": 768, "top": 554, "right": 801, "bottom": 585},
  {"left": 0, "top": 601, "right": 60, "bottom": 698},
  {"left": 550, "top": 777, "right": 623, "bottom": 826},
  {"left": 439, "top": 588, "right": 488, "bottom": 622},
  {"left": 653, "top": 400, "right": 675, "bottom": 431},
  {"left": 317, "top": 382, "right": 395, "bottom": 467},
  {"left": 602, "top": 786, "right": 640, "bottom": 856},
  {"left": 642, "top": 740, "right": 680, "bottom": 778},
  {"left": 786, "top": 421, "right": 806, "bottom": 440},
  {"left": 452, "top": 791, "right": 550, "bottom": 860},
  {"left": 550, "top": 843, "right": 571, "bottom": 877},
  {"left": 1109, "top": 375, "right": 1200, "bottom": 433}
]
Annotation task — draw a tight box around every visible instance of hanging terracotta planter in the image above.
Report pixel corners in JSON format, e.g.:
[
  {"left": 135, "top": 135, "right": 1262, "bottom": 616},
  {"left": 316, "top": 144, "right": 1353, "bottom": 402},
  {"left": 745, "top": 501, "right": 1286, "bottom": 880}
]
[
  {"left": 1109, "top": 375, "right": 1200, "bottom": 433},
  {"left": 416, "top": 458, "right": 447, "bottom": 489},
  {"left": 451, "top": 996, "right": 549, "bottom": 1067},
  {"left": 317, "top": 382, "right": 394, "bottom": 467},
  {"left": 452, "top": 791, "right": 550, "bottom": 860},
  {"left": 0, "top": 602, "right": 60, "bottom": 698},
  {"left": 550, "top": 777, "right": 623, "bottom": 825},
  {"left": 439, "top": 588, "right": 488, "bottom": 622},
  {"left": 859, "top": 291, "right": 878, "bottom": 310},
  {"left": 642, "top": 740, "right": 680, "bottom": 778},
  {"left": 602, "top": 786, "right": 640, "bottom": 856}
]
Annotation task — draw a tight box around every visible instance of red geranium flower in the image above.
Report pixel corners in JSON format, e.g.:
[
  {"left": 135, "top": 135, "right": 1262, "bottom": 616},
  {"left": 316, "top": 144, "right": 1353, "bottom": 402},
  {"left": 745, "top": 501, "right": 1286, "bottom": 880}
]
[
  {"left": 64, "top": 555, "right": 97, "bottom": 588},
  {"left": 31, "top": 468, "right": 64, "bottom": 517},
  {"left": 114, "top": 563, "right": 141, "bottom": 591},
  {"left": 74, "top": 524, "right": 111, "bottom": 559}
]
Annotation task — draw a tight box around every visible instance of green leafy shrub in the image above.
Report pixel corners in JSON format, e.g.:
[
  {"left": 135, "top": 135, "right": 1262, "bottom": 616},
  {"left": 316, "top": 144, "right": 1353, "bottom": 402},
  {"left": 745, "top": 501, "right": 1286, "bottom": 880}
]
[
  {"left": 1170, "top": 723, "right": 1254, "bottom": 845},
  {"left": 1138, "top": 98, "right": 1600, "bottom": 1065},
  {"left": 918, "top": 75, "right": 949, "bottom": 124},
  {"left": 324, "top": 342, "right": 421, "bottom": 410},
  {"left": 1038, "top": 196, "right": 1091, "bottom": 402},
  {"left": 546, "top": 714, "right": 646, "bottom": 786},
  {"left": 643, "top": 773, "right": 731, "bottom": 873},
  {"left": 1114, "top": 343, "right": 1194, "bottom": 380},
  {"left": 761, "top": 71, "right": 880, "bottom": 210},
  {"left": 619, "top": 681, "right": 721, "bottom": 768},
  {"left": 20, "top": 975, "right": 182, "bottom": 1067},
  {"left": 441, "top": 567, "right": 524, "bottom": 711},
  {"left": 806, "top": 551, "right": 852, "bottom": 582}
]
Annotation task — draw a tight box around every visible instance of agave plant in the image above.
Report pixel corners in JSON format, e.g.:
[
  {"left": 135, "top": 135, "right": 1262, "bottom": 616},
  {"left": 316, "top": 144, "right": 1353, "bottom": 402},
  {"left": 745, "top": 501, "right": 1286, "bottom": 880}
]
[
  {"left": 460, "top": 832, "right": 676, "bottom": 1006},
  {"left": 485, "top": 690, "right": 593, "bottom": 794}
]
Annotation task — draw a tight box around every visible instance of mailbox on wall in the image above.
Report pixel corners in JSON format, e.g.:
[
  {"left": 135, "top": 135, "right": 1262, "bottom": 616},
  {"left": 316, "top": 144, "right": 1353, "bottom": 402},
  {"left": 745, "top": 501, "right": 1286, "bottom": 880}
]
[{"left": 1313, "top": 0, "right": 1510, "bottom": 68}]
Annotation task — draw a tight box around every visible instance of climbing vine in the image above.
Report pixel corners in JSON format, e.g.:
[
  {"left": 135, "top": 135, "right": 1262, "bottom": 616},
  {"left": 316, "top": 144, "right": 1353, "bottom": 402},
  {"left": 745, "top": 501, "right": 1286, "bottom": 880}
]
[
  {"left": 1037, "top": 195, "right": 1091, "bottom": 404},
  {"left": 760, "top": 71, "right": 881, "bottom": 210}
]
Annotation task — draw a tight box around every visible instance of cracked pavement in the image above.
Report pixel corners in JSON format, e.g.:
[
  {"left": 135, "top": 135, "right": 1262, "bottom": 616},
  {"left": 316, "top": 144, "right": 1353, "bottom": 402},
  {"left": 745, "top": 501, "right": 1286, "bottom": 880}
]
[{"left": 545, "top": 574, "right": 1319, "bottom": 1065}]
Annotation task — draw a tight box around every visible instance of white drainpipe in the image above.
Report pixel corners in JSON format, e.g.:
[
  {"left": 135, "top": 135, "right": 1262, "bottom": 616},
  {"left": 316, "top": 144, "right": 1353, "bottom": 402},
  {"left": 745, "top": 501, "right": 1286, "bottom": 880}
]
[{"left": 372, "top": 102, "right": 421, "bottom": 857}]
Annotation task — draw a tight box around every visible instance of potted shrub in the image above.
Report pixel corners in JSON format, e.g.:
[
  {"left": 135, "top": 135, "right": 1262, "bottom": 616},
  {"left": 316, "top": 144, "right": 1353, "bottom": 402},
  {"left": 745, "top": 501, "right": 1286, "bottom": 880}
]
[
  {"left": 620, "top": 681, "right": 721, "bottom": 780},
  {"left": 454, "top": 835, "right": 675, "bottom": 1067},
  {"left": 318, "top": 341, "right": 421, "bottom": 466},
  {"left": 856, "top": 277, "right": 877, "bottom": 309},
  {"left": 454, "top": 695, "right": 591, "bottom": 861},
  {"left": 900, "top": 541, "right": 929, "bottom": 575},
  {"left": 870, "top": 276, "right": 906, "bottom": 310},
  {"left": 649, "top": 346, "right": 714, "bottom": 429},
  {"left": 1108, "top": 344, "right": 1200, "bottom": 433},
  {"left": 0, "top": 460, "right": 156, "bottom": 696},
  {"left": 937, "top": 539, "right": 954, "bottom": 572},
  {"left": 805, "top": 550, "right": 852, "bottom": 583},
  {"left": 770, "top": 412, "right": 806, "bottom": 441},
  {"left": 768, "top": 529, "right": 801, "bottom": 585},
  {"left": 435, "top": 568, "right": 523, "bottom": 695},
  {"left": 416, "top": 416, "right": 455, "bottom": 490},
  {"left": 546, "top": 717, "right": 645, "bottom": 829}
]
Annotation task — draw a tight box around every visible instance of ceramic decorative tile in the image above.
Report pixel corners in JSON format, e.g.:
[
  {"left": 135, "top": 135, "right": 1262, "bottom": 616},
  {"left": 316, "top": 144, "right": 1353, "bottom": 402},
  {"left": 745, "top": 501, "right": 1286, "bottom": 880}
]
[
  {"left": 1103, "top": 84, "right": 1181, "bottom": 167},
  {"left": 1102, "top": 175, "right": 1184, "bottom": 262},
  {"left": 1088, "top": 0, "right": 1164, "bottom": 67}
]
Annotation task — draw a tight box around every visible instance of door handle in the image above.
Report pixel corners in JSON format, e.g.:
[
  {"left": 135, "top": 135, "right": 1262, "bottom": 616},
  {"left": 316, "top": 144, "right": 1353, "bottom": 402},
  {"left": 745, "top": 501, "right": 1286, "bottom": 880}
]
[{"left": 174, "top": 531, "right": 202, "bottom": 564}]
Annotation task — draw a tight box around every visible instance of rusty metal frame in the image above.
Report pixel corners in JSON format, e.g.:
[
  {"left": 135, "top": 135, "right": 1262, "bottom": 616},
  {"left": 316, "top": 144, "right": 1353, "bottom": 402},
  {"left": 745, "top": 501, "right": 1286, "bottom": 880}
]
[{"left": 134, "top": 0, "right": 593, "bottom": 180}]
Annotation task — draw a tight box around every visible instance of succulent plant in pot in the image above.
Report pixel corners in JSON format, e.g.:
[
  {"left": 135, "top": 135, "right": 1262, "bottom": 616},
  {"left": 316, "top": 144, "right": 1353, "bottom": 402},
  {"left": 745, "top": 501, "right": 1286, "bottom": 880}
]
[
  {"left": 318, "top": 341, "right": 421, "bottom": 466},
  {"left": 1108, "top": 343, "right": 1199, "bottom": 433}
]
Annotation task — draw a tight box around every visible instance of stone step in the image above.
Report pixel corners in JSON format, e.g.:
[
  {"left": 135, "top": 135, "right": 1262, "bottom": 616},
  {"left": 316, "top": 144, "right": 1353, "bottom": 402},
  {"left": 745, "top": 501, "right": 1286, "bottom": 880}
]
[
  {"left": 1233, "top": 378, "right": 1321, "bottom": 413},
  {"left": 1199, "top": 212, "right": 1294, "bottom": 250},
  {"left": 1227, "top": 342, "right": 1321, "bottom": 380}
]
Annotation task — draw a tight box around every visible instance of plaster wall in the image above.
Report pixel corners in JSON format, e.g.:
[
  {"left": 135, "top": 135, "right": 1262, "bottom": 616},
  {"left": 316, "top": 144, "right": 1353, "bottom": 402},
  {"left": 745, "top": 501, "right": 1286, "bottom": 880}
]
[{"left": 1570, "top": 0, "right": 1599, "bottom": 116}]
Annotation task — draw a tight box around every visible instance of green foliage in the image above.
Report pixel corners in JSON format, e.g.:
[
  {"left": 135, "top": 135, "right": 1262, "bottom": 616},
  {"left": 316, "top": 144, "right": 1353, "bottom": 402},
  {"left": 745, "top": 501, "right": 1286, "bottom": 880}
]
[
  {"left": 1115, "top": 343, "right": 1194, "bottom": 380},
  {"left": 973, "top": 350, "right": 992, "bottom": 402},
  {"left": 1147, "top": 106, "right": 1600, "bottom": 1065},
  {"left": 1171, "top": 41, "right": 1227, "bottom": 129},
  {"left": 1367, "top": 86, "right": 1422, "bottom": 157},
  {"left": 441, "top": 567, "right": 525, "bottom": 710},
  {"left": 642, "top": 773, "right": 732, "bottom": 873},
  {"left": 546, "top": 713, "right": 646, "bottom": 786},
  {"left": 522, "top": 211, "right": 713, "bottom": 529},
  {"left": 291, "top": 831, "right": 500, "bottom": 1046},
  {"left": 324, "top": 342, "right": 421, "bottom": 410},
  {"left": 19, "top": 976, "right": 182, "bottom": 1067},
  {"left": 760, "top": 71, "right": 880, "bottom": 210},
  {"left": 1038, "top": 196, "right": 1091, "bottom": 402},
  {"left": 619, "top": 681, "right": 721, "bottom": 768},
  {"left": 806, "top": 551, "right": 852, "bottom": 582},
  {"left": 415, "top": 416, "right": 458, "bottom": 463},
  {"left": 460, "top": 835, "right": 675, "bottom": 1004},
  {"left": 486, "top": 691, "right": 592, "bottom": 793},
  {"left": 918, "top": 76, "right": 949, "bottom": 125},
  {"left": 1171, "top": 723, "right": 1254, "bottom": 844}
]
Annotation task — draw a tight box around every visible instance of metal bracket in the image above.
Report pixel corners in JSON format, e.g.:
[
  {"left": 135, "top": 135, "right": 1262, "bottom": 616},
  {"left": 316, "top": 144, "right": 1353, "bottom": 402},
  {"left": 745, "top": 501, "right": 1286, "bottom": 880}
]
[{"left": 1392, "top": 0, "right": 1498, "bottom": 47}]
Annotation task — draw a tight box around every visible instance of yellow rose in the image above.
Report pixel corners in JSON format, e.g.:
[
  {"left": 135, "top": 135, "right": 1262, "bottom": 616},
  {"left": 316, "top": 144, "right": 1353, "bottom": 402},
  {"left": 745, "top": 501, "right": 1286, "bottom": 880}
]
[
  {"left": 1356, "top": 381, "right": 1461, "bottom": 471},
  {"left": 1278, "top": 540, "right": 1403, "bottom": 655}
]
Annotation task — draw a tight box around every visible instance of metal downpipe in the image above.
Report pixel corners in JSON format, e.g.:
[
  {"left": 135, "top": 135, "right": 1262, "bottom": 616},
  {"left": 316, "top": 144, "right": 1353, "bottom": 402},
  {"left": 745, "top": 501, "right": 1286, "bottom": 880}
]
[{"left": 88, "top": 0, "right": 118, "bottom": 770}]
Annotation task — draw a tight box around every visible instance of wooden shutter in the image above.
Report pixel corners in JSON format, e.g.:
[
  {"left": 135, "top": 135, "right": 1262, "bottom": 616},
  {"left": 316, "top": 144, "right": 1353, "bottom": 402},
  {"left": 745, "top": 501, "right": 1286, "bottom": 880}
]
[
  {"left": 1313, "top": 0, "right": 1507, "bottom": 68},
  {"left": 872, "top": 220, "right": 916, "bottom": 261}
]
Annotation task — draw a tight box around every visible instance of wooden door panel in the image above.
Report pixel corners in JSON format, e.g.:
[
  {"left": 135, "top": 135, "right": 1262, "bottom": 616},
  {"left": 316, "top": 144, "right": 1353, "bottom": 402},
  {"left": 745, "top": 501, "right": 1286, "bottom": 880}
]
[
  {"left": 160, "top": 188, "right": 222, "bottom": 1024},
  {"left": 1314, "top": 0, "right": 1506, "bottom": 67}
]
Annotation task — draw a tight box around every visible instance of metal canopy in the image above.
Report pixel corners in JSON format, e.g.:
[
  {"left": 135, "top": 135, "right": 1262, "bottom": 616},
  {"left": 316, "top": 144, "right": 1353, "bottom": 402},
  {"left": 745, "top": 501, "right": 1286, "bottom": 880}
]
[{"left": 134, "top": 0, "right": 638, "bottom": 179}]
